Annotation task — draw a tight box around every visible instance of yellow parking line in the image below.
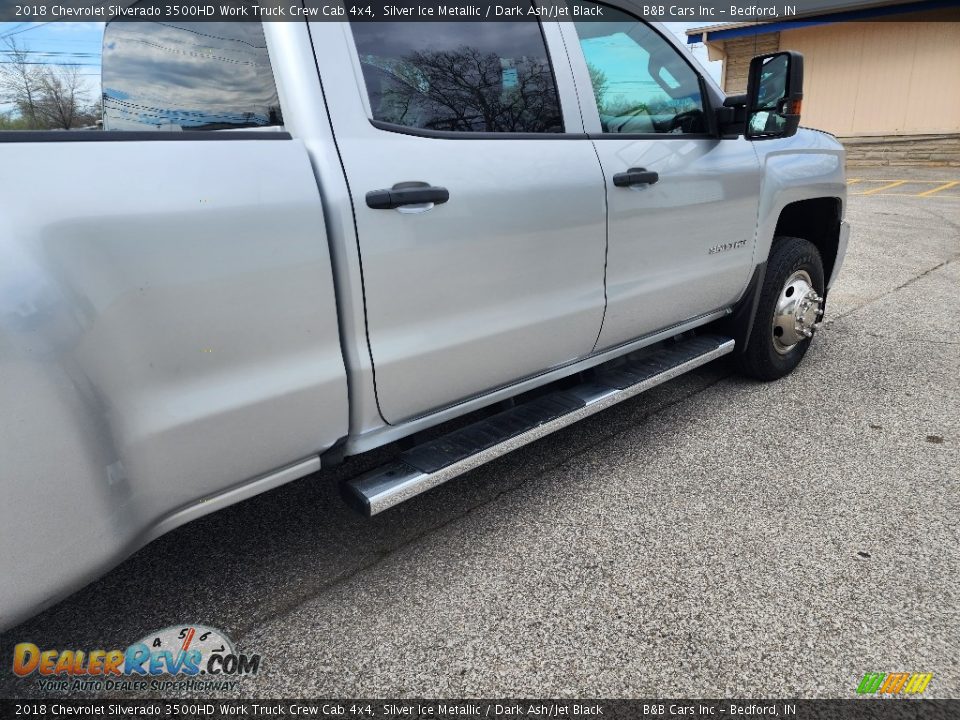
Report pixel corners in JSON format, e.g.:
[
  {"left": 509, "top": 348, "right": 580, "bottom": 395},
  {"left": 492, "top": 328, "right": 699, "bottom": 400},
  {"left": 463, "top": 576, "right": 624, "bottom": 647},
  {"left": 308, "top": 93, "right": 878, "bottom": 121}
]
[
  {"left": 853, "top": 179, "right": 945, "bottom": 183},
  {"left": 881, "top": 193, "right": 960, "bottom": 198},
  {"left": 847, "top": 179, "right": 861, "bottom": 185},
  {"left": 859, "top": 180, "right": 908, "bottom": 195},
  {"left": 917, "top": 180, "right": 960, "bottom": 197}
]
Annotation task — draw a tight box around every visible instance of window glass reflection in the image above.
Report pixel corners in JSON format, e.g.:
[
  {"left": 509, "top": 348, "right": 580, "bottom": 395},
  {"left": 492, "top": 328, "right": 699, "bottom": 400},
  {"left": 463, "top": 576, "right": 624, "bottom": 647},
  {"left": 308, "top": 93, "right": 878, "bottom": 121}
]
[
  {"left": 102, "top": 22, "right": 282, "bottom": 131},
  {"left": 351, "top": 17, "right": 563, "bottom": 134},
  {"left": 573, "top": 2, "right": 706, "bottom": 134}
]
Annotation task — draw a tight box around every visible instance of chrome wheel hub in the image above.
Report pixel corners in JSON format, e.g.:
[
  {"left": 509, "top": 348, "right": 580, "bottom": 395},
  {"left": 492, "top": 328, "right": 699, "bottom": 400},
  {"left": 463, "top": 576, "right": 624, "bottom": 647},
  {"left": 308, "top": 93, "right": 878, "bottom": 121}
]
[{"left": 772, "top": 270, "right": 823, "bottom": 354}]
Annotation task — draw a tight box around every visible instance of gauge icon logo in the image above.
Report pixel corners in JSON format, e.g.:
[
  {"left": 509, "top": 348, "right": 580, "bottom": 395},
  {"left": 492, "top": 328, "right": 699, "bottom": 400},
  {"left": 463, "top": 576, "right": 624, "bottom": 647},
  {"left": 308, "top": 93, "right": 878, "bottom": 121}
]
[{"left": 126, "top": 624, "right": 259, "bottom": 676}]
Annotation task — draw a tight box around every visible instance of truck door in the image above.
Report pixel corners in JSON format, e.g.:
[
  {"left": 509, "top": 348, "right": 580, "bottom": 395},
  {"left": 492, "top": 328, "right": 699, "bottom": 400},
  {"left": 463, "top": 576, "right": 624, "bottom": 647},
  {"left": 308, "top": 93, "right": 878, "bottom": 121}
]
[
  {"left": 310, "top": 17, "right": 608, "bottom": 424},
  {"left": 562, "top": 3, "right": 763, "bottom": 351},
  {"left": 0, "top": 20, "right": 350, "bottom": 624}
]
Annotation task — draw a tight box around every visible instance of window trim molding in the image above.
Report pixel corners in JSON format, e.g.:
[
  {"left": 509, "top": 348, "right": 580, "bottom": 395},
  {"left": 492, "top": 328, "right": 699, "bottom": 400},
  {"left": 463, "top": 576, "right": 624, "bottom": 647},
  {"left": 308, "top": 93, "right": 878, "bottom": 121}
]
[
  {"left": 586, "top": 132, "right": 715, "bottom": 141},
  {"left": 0, "top": 131, "right": 292, "bottom": 143},
  {"left": 369, "top": 119, "right": 587, "bottom": 141}
]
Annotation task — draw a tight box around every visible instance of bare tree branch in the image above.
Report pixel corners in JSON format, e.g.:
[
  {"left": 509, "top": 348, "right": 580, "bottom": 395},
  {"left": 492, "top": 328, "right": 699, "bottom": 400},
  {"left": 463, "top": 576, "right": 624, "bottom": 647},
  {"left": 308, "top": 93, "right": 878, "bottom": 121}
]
[
  {"left": 36, "top": 65, "right": 85, "bottom": 130},
  {"left": 0, "top": 38, "right": 43, "bottom": 127},
  {"left": 0, "top": 38, "right": 97, "bottom": 130}
]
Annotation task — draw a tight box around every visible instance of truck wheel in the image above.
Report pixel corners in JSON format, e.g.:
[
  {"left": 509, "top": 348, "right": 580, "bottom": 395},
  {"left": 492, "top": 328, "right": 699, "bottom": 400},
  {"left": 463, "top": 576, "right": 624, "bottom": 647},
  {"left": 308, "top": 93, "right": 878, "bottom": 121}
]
[{"left": 739, "top": 236, "right": 825, "bottom": 381}]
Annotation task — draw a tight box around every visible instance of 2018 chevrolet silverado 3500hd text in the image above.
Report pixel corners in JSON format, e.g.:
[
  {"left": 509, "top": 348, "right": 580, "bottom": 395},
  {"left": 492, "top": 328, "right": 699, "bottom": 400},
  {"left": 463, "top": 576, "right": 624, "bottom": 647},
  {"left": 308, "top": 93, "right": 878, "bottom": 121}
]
[{"left": 0, "top": 4, "right": 849, "bottom": 629}]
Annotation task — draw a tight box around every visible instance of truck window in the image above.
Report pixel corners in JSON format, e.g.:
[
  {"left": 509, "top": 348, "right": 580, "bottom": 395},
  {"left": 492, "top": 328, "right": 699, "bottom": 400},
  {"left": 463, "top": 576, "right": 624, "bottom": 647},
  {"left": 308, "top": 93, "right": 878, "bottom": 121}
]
[
  {"left": 0, "top": 19, "right": 281, "bottom": 133},
  {"left": 572, "top": 1, "right": 707, "bottom": 135},
  {"left": 102, "top": 21, "right": 282, "bottom": 131},
  {"left": 350, "top": 15, "right": 563, "bottom": 134}
]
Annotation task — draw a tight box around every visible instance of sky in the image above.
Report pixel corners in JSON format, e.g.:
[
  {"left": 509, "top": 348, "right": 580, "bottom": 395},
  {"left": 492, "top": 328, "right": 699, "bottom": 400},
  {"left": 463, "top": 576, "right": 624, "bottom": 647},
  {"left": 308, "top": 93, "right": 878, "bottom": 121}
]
[
  {"left": 0, "top": 21, "right": 105, "bottom": 74},
  {"left": 0, "top": 19, "right": 723, "bottom": 116},
  {"left": 666, "top": 21, "right": 723, "bottom": 81}
]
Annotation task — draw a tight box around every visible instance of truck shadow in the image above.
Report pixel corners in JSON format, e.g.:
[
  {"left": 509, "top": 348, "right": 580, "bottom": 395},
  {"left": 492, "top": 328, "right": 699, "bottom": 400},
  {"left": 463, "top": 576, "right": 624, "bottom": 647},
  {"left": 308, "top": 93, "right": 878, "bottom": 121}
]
[{"left": 0, "top": 363, "right": 731, "bottom": 696}]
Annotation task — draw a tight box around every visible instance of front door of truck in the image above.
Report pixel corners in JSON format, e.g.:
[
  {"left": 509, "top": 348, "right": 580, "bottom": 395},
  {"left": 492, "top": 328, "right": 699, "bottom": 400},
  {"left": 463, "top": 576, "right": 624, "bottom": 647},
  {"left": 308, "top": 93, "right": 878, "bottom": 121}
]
[
  {"left": 311, "top": 18, "right": 608, "bottom": 424},
  {"left": 563, "top": 3, "right": 763, "bottom": 351}
]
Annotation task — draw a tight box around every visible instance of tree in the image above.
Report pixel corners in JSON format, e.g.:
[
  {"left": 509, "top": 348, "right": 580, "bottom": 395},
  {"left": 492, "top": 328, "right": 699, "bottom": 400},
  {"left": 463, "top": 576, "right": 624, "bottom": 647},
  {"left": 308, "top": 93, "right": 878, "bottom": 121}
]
[
  {"left": 0, "top": 112, "right": 34, "bottom": 130},
  {"left": 0, "top": 38, "right": 43, "bottom": 127},
  {"left": 36, "top": 64, "right": 85, "bottom": 129},
  {"left": 586, "top": 62, "right": 608, "bottom": 111},
  {"left": 0, "top": 37, "right": 98, "bottom": 130}
]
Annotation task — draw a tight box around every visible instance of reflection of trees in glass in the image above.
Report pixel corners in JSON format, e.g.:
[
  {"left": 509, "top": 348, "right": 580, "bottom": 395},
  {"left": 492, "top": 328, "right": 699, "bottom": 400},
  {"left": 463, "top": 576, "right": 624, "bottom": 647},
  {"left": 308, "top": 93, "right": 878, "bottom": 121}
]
[
  {"left": 597, "top": 90, "right": 699, "bottom": 128},
  {"left": 586, "top": 62, "right": 608, "bottom": 111},
  {"left": 601, "top": 98, "right": 650, "bottom": 118},
  {"left": 585, "top": 62, "right": 651, "bottom": 119},
  {"left": 368, "top": 46, "right": 562, "bottom": 133},
  {"left": 102, "top": 93, "right": 280, "bottom": 130}
]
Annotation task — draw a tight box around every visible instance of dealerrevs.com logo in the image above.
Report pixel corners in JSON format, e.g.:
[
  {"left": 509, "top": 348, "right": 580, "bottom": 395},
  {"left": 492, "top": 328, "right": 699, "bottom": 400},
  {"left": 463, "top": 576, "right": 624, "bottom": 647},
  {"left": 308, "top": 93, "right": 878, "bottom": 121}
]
[{"left": 12, "top": 625, "right": 261, "bottom": 693}]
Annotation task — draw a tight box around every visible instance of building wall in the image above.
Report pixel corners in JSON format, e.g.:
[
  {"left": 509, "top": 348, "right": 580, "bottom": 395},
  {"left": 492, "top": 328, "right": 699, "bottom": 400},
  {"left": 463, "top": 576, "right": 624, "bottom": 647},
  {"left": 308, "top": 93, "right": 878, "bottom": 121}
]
[
  {"left": 712, "top": 9, "right": 960, "bottom": 137},
  {"left": 842, "top": 134, "right": 960, "bottom": 167},
  {"left": 721, "top": 33, "right": 780, "bottom": 94},
  {"left": 780, "top": 12, "right": 960, "bottom": 136}
]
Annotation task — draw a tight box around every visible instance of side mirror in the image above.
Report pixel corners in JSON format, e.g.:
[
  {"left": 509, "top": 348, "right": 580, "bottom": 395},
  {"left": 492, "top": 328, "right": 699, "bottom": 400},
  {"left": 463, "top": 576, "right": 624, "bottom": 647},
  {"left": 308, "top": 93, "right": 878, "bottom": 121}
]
[{"left": 745, "top": 51, "right": 803, "bottom": 140}]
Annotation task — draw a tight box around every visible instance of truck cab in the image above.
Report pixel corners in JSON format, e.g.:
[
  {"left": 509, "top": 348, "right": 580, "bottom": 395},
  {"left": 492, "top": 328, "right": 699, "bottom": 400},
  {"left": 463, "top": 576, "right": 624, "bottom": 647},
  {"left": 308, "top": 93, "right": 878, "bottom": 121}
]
[{"left": 0, "top": 1, "right": 849, "bottom": 629}]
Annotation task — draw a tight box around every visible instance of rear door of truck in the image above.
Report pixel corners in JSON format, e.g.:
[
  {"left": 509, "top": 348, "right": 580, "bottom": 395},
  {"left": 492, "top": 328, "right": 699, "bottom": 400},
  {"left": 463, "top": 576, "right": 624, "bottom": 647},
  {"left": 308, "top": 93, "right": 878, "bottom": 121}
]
[{"left": 309, "top": 14, "right": 609, "bottom": 424}]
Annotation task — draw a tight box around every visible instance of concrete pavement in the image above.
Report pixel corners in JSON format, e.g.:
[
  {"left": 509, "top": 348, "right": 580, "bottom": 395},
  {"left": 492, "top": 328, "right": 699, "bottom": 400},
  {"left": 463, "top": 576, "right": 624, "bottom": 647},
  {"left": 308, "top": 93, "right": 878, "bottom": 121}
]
[{"left": 2, "top": 185, "right": 958, "bottom": 699}]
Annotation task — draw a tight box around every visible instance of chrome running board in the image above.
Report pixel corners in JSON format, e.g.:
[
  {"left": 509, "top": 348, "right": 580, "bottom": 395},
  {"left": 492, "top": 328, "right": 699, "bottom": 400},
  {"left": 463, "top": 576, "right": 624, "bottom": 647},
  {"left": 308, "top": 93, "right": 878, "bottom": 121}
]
[{"left": 344, "top": 335, "right": 734, "bottom": 516}]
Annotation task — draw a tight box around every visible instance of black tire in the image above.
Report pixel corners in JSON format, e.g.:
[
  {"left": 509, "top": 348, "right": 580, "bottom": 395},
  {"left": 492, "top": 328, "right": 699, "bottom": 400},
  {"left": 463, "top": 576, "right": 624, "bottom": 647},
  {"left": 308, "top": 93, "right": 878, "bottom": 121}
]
[{"left": 738, "top": 236, "right": 825, "bottom": 381}]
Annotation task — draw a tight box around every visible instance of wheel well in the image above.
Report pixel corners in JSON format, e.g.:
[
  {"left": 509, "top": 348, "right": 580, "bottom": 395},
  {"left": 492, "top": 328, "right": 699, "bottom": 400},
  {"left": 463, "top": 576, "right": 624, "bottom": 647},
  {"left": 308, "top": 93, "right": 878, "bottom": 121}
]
[{"left": 774, "top": 198, "right": 843, "bottom": 284}]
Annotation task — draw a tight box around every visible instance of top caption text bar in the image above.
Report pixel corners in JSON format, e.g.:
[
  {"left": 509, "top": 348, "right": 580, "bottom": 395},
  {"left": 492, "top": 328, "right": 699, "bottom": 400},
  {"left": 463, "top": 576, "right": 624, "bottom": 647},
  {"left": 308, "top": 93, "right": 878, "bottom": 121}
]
[{"left": 1, "top": 0, "right": 958, "bottom": 22}]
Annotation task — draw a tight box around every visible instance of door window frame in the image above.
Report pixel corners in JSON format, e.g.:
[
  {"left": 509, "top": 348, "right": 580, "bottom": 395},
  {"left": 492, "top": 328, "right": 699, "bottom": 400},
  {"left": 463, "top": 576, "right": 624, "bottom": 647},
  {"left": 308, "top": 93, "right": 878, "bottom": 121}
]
[
  {"left": 561, "top": 0, "right": 719, "bottom": 140},
  {"left": 340, "top": 17, "right": 588, "bottom": 139}
]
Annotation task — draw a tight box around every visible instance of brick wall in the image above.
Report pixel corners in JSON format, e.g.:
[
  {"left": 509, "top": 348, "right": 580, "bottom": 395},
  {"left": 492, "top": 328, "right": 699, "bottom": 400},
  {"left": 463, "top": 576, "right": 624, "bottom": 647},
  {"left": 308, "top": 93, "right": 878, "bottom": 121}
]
[
  {"left": 841, "top": 134, "right": 960, "bottom": 167},
  {"left": 721, "top": 33, "right": 780, "bottom": 94}
]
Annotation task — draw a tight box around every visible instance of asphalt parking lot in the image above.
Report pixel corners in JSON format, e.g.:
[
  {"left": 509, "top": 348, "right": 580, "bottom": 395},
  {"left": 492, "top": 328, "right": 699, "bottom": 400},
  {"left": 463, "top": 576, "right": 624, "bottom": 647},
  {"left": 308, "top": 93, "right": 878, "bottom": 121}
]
[{"left": 2, "top": 168, "right": 958, "bottom": 699}]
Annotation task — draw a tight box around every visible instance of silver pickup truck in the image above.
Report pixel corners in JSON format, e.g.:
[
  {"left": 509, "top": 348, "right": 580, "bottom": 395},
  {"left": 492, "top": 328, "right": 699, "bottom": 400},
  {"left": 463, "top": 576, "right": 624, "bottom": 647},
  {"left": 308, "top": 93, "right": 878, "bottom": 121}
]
[{"left": 0, "top": 4, "right": 849, "bottom": 629}]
